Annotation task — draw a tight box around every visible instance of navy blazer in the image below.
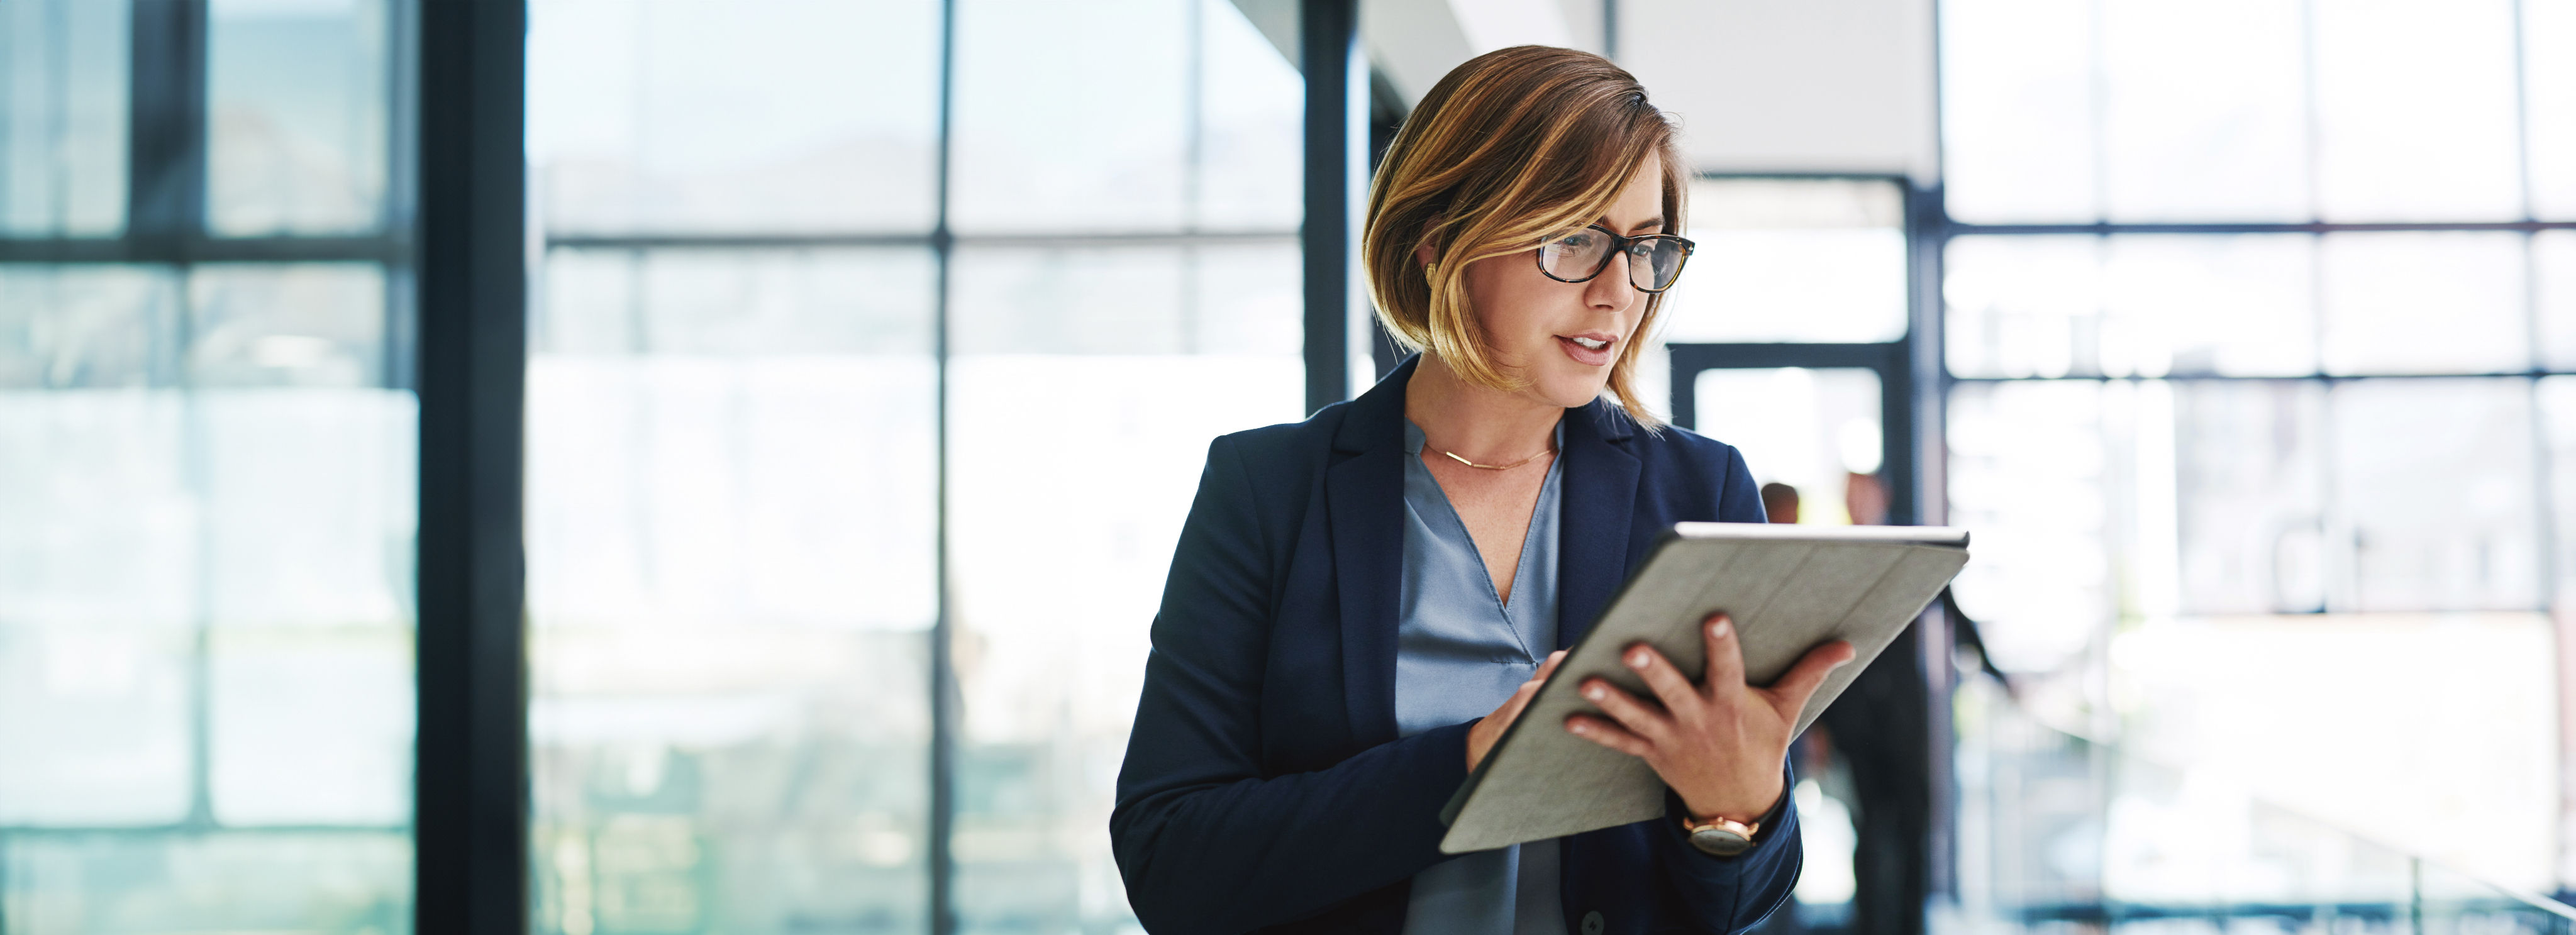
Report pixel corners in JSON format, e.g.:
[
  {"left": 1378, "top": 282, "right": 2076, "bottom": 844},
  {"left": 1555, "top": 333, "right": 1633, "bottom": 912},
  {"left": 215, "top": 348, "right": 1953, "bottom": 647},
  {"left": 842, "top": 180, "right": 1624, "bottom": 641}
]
[{"left": 1111, "top": 357, "right": 1801, "bottom": 935}]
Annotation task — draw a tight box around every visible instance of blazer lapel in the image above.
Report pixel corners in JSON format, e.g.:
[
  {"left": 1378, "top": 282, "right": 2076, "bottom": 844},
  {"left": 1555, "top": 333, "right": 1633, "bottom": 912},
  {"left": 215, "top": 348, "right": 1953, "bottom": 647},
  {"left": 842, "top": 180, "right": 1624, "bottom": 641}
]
[
  {"left": 1557, "top": 399, "right": 1641, "bottom": 650},
  {"left": 1327, "top": 357, "right": 1416, "bottom": 749}
]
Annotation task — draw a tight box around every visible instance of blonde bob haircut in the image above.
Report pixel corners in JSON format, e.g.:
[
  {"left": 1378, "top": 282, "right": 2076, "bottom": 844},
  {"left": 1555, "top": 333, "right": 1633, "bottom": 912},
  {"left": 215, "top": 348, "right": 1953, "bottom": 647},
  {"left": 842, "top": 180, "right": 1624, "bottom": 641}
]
[{"left": 1363, "top": 45, "right": 1685, "bottom": 428}]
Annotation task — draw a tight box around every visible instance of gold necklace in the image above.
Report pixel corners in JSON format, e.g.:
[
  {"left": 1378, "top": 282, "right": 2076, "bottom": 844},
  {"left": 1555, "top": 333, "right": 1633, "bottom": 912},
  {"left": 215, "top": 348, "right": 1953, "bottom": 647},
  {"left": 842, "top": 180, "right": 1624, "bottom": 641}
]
[{"left": 1438, "top": 445, "right": 1555, "bottom": 471}]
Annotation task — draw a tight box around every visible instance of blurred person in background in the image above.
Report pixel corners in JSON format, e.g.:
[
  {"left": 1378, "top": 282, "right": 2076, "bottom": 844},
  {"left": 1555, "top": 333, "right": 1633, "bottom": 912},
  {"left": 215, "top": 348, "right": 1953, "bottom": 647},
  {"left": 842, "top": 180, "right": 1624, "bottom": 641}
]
[
  {"left": 1112, "top": 46, "right": 1855, "bottom": 935},
  {"left": 1761, "top": 482, "right": 1801, "bottom": 524}
]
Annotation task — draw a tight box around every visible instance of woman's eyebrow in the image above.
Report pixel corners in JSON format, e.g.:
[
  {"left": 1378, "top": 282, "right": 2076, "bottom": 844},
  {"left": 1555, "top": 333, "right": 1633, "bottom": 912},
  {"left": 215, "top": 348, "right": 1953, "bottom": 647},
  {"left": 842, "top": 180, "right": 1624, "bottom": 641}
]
[{"left": 1619, "top": 217, "right": 1667, "bottom": 233}]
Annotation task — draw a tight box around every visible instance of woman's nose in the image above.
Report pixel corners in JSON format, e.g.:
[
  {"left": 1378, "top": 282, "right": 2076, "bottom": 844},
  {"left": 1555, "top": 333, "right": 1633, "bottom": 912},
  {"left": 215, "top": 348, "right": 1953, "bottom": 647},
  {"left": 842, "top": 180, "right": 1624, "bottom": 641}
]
[{"left": 1589, "top": 255, "right": 1640, "bottom": 309}]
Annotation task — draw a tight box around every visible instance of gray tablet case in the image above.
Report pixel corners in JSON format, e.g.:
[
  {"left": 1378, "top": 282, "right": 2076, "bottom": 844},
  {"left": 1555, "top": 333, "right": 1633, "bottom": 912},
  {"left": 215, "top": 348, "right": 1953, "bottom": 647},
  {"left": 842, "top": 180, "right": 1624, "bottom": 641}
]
[{"left": 1436, "top": 522, "right": 1972, "bottom": 854}]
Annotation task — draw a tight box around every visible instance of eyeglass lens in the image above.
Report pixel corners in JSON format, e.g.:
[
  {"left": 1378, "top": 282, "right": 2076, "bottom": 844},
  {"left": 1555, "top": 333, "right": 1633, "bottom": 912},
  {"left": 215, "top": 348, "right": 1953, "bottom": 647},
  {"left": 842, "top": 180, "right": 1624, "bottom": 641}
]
[{"left": 1538, "top": 228, "right": 1690, "bottom": 290}]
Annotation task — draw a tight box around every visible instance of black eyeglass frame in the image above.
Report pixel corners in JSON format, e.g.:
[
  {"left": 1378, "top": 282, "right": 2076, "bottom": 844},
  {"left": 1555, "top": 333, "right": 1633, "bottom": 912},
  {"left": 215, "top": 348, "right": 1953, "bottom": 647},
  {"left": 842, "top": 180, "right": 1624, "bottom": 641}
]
[{"left": 1535, "top": 223, "right": 1698, "bottom": 293}]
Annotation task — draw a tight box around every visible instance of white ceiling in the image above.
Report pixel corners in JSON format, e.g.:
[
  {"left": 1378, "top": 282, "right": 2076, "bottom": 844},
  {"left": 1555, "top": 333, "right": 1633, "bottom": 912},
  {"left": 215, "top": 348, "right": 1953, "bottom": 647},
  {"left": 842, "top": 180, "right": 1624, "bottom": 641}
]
[{"left": 1227, "top": 0, "right": 1938, "bottom": 181}]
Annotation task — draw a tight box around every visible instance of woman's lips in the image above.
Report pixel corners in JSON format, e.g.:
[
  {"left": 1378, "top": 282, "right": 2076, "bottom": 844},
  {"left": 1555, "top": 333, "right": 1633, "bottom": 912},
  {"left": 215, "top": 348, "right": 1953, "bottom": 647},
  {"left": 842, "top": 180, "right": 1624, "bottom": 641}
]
[{"left": 1555, "top": 334, "right": 1615, "bottom": 367}]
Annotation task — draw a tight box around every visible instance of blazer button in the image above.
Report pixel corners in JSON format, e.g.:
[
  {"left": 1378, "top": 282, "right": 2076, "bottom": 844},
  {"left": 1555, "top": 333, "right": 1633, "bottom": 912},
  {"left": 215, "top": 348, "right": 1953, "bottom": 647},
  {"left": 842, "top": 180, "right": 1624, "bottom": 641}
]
[{"left": 1581, "top": 910, "right": 1605, "bottom": 935}]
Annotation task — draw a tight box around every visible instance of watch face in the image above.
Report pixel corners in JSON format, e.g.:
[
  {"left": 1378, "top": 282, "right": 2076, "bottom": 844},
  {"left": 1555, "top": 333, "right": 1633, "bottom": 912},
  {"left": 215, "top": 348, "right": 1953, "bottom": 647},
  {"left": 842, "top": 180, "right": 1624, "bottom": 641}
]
[{"left": 1688, "top": 826, "right": 1754, "bottom": 857}]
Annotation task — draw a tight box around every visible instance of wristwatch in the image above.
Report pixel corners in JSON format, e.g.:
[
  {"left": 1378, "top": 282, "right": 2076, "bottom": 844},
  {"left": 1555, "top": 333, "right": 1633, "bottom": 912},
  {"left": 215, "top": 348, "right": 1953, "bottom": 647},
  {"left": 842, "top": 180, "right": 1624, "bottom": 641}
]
[{"left": 1680, "top": 813, "right": 1760, "bottom": 857}]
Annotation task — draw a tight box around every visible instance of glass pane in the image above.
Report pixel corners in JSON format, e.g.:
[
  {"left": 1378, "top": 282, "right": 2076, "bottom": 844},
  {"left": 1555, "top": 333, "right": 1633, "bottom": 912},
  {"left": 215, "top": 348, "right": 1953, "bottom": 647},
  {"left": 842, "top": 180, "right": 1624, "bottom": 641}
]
[
  {"left": 206, "top": 0, "right": 390, "bottom": 236},
  {"left": 1192, "top": 0, "right": 1301, "bottom": 231},
  {"left": 2312, "top": 0, "right": 2523, "bottom": 221},
  {"left": 2102, "top": 235, "right": 2315, "bottom": 377},
  {"left": 2538, "top": 375, "right": 2576, "bottom": 594},
  {"left": 189, "top": 263, "right": 413, "bottom": 831},
  {"left": 1943, "top": 235, "right": 2102, "bottom": 379},
  {"left": 1, "top": 833, "right": 412, "bottom": 930},
  {"left": 951, "top": 0, "right": 1191, "bottom": 233},
  {"left": 953, "top": 243, "right": 1220, "bottom": 356},
  {"left": 1939, "top": 0, "right": 2097, "bottom": 223},
  {"left": 528, "top": 246, "right": 939, "bottom": 934},
  {"left": 187, "top": 263, "right": 387, "bottom": 387},
  {"left": 0, "top": 264, "right": 184, "bottom": 388},
  {"left": 0, "top": 0, "right": 126, "bottom": 235},
  {"left": 2109, "top": 612, "right": 2555, "bottom": 893},
  {"left": 210, "top": 627, "right": 413, "bottom": 825},
  {"left": 1949, "top": 234, "right": 2321, "bottom": 380},
  {"left": 1659, "top": 179, "right": 1907, "bottom": 344},
  {"left": 1946, "top": 380, "right": 2116, "bottom": 676},
  {"left": 0, "top": 267, "right": 194, "bottom": 826},
  {"left": 1187, "top": 241, "right": 1303, "bottom": 356},
  {"left": 2319, "top": 231, "right": 2528, "bottom": 375},
  {"left": 0, "top": 259, "right": 416, "bottom": 921},
  {"left": 2098, "top": 0, "right": 2308, "bottom": 221},
  {"left": 2327, "top": 379, "right": 2541, "bottom": 611},
  {"left": 1690, "top": 367, "right": 1884, "bottom": 526},
  {"left": 2543, "top": 230, "right": 2576, "bottom": 370},
  {"left": 2174, "top": 380, "right": 2329, "bottom": 614},
  {"left": 946, "top": 245, "right": 1301, "bottom": 933},
  {"left": 526, "top": 0, "right": 941, "bottom": 235},
  {"left": 2532, "top": 0, "right": 2576, "bottom": 219}
]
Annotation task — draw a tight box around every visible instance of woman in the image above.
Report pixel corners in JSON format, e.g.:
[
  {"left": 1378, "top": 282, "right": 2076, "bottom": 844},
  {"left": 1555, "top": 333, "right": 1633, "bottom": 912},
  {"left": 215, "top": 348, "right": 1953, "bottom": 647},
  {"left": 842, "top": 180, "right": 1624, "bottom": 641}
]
[{"left": 1111, "top": 46, "right": 1856, "bottom": 935}]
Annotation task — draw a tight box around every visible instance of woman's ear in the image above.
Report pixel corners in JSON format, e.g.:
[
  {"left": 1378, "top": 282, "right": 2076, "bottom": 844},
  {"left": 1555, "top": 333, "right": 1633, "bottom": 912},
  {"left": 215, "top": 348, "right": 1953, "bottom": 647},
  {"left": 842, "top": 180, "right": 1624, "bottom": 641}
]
[{"left": 1413, "top": 214, "right": 1445, "bottom": 268}]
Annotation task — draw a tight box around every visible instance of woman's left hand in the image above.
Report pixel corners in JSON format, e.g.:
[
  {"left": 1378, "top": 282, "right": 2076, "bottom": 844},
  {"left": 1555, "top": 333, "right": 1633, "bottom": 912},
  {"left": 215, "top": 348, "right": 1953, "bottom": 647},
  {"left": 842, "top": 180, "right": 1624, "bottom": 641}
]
[{"left": 1562, "top": 612, "right": 1856, "bottom": 824}]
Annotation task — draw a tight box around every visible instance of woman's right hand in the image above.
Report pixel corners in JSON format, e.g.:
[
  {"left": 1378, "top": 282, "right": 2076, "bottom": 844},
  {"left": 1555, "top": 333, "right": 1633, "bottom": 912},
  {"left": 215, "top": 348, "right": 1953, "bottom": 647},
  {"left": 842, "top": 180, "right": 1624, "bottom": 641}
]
[{"left": 1466, "top": 650, "right": 1567, "bottom": 771}]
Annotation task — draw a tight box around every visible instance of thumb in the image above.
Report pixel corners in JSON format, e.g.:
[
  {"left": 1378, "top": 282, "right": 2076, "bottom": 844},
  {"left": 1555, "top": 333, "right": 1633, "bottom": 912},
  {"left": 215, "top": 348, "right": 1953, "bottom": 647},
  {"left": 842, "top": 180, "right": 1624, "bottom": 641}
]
[{"left": 1765, "top": 639, "right": 1857, "bottom": 717}]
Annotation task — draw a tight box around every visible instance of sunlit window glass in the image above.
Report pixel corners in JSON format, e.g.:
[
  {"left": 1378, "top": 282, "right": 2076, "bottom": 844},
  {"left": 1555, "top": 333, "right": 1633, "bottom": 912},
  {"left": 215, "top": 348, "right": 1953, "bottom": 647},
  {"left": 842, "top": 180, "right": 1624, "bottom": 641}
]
[
  {"left": 950, "top": 0, "right": 1192, "bottom": 234},
  {"left": 2541, "top": 231, "right": 2576, "bottom": 370},
  {"left": 205, "top": 0, "right": 390, "bottom": 236},
  {"left": 0, "top": 257, "right": 416, "bottom": 922},
  {"left": 1938, "top": 0, "right": 2097, "bottom": 223},
  {"left": 526, "top": 246, "right": 940, "bottom": 934},
  {"left": 2098, "top": 0, "right": 2308, "bottom": 222},
  {"left": 2311, "top": 0, "right": 2523, "bottom": 221},
  {"left": 2531, "top": 0, "right": 2576, "bottom": 219},
  {"left": 1191, "top": 0, "right": 1302, "bottom": 231},
  {"left": 526, "top": 0, "right": 941, "bottom": 236},
  {"left": 1946, "top": 379, "right": 2116, "bottom": 674},
  {"left": 1942, "top": 236, "right": 2101, "bottom": 379},
  {"left": 2329, "top": 379, "right": 2541, "bottom": 611},
  {"left": 0, "top": 0, "right": 126, "bottom": 235},
  {"left": 1943, "top": 0, "right": 2567, "bottom": 900},
  {"left": 2318, "top": 232, "right": 2527, "bottom": 375},
  {"left": 2174, "top": 380, "right": 2328, "bottom": 614}
]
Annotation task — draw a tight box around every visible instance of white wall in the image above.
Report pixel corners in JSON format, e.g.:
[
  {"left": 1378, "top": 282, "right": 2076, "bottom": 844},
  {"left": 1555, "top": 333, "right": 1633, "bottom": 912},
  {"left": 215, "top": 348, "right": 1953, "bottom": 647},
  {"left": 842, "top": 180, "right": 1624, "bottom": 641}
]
[
  {"left": 1616, "top": 0, "right": 1939, "bottom": 180},
  {"left": 1228, "top": 0, "right": 1940, "bottom": 179}
]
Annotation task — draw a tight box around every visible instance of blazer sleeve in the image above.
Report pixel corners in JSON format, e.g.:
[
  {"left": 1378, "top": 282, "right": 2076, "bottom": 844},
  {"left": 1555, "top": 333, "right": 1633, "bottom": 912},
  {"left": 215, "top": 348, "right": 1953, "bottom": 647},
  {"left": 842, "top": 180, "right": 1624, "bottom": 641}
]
[
  {"left": 1655, "top": 765, "right": 1804, "bottom": 934},
  {"left": 1111, "top": 434, "right": 1467, "bottom": 935}
]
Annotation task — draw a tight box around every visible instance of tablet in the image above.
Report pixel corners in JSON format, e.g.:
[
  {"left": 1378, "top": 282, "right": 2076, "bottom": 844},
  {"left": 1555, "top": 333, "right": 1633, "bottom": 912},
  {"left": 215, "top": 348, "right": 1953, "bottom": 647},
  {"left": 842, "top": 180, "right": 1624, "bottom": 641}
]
[{"left": 1436, "top": 522, "right": 1971, "bottom": 854}]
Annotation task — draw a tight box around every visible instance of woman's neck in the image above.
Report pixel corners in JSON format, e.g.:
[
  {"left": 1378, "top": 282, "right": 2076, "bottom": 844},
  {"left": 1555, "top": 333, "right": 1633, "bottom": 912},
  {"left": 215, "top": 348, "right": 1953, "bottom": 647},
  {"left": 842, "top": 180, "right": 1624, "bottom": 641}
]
[{"left": 1403, "top": 353, "right": 1566, "bottom": 462}]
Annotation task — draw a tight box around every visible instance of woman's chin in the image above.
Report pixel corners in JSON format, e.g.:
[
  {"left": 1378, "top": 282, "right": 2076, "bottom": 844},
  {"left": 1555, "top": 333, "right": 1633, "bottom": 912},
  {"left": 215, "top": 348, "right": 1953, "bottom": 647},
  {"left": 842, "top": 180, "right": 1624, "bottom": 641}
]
[{"left": 1530, "top": 375, "right": 1613, "bottom": 411}]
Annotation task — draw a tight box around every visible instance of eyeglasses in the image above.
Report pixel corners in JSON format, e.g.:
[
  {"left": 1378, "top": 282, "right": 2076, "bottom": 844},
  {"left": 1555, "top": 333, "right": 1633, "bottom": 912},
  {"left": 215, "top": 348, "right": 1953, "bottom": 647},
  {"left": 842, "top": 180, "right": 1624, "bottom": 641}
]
[{"left": 1536, "top": 224, "right": 1696, "bottom": 293}]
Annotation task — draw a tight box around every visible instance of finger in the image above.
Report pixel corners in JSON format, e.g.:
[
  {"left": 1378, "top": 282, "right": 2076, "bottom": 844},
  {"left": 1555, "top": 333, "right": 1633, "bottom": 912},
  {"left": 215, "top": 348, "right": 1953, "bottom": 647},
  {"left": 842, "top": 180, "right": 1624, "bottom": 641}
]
[
  {"left": 1563, "top": 714, "right": 1657, "bottom": 758},
  {"left": 1491, "top": 671, "right": 1548, "bottom": 728},
  {"left": 1701, "top": 613, "right": 1746, "bottom": 699},
  {"left": 1760, "top": 639, "right": 1858, "bottom": 718},
  {"left": 1579, "top": 677, "right": 1675, "bottom": 743},
  {"left": 1621, "top": 642, "right": 1703, "bottom": 721}
]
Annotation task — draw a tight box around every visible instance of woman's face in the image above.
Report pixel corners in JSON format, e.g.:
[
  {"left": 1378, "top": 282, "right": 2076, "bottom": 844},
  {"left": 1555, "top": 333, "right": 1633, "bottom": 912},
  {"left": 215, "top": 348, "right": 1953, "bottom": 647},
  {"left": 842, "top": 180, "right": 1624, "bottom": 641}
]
[{"left": 1457, "top": 156, "right": 1665, "bottom": 410}]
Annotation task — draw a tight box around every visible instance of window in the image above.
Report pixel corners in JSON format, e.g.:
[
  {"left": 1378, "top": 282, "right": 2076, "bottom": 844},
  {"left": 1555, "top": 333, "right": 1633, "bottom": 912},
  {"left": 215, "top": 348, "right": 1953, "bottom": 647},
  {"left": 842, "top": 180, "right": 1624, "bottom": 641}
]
[
  {"left": 523, "top": 1, "right": 1302, "bottom": 931},
  {"left": 1941, "top": 0, "right": 2575, "bottom": 891},
  {"left": 0, "top": 0, "right": 415, "bottom": 926}
]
